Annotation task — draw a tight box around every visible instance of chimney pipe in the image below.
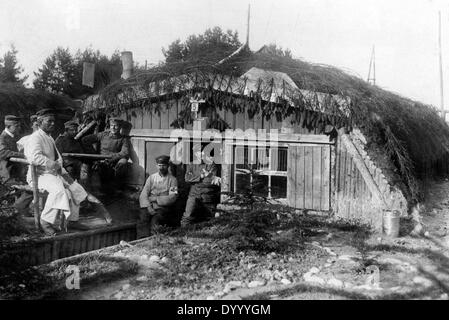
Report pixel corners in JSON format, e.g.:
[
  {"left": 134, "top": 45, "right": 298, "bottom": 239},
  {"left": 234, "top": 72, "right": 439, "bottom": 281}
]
[{"left": 121, "top": 51, "right": 133, "bottom": 79}]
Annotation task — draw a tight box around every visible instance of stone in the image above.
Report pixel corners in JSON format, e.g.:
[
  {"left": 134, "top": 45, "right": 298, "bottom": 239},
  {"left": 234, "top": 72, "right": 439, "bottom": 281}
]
[
  {"left": 287, "top": 271, "right": 294, "bottom": 277},
  {"left": 149, "top": 255, "right": 160, "bottom": 263},
  {"left": 114, "top": 292, "right": 124, "bottom": 300},
  {"left": 206, "top": 296, "right": 215, "bottom": 300},
  {"left": 136, "top": 276, "right": 148, "bottom": 282},
  {"left": 161, "top": 257, "right": 169, "bottom": 264},
  {"left": 338, "top": 255, "right": 354, "bottom": 261},
  {"left": 440, "top": 293, "right": 448, "bottom": 300},
  {"left": 412, "top": 276, "right": 433, "bottom": 287},
  {"left": 214, "top": 291, "right": 225, "bottom": 297},
  {"left": 122, "top": 284, "right": 131, "bottom": 290},
  {"left": 248, "top": 280, "right": 266, "bottom": 288},
  {"left": 281, "top": 278, "right": 292, "bottom": 285},
  {"left": 327, "top": 278, "right": 344, "bottom": 288},
  {"left": 309, "top": 267, "right": 320, "bottom": 274},
  {"left": 140, "top": 254, "right": 149, "bottom": 260},
  {"left": 303, "top": 273, "right": 325, "bottom": 285}
]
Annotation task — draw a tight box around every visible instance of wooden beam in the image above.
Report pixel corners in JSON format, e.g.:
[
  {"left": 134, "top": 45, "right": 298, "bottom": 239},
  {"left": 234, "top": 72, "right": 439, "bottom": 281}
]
[{"left": 339, "top": 133, "right": 388, "bottom": 208}]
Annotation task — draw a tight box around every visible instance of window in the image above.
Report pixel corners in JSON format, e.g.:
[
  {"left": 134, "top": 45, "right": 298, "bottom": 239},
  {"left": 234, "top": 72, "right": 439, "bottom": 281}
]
[{"left": 233, "top": 145, "right": 288, "bottom": 199}]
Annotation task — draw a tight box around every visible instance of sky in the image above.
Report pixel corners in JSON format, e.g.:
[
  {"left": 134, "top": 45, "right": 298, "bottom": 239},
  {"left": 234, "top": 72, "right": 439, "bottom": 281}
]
[{"left": 0, "top": 0, "right": 448, "bottom": 108}]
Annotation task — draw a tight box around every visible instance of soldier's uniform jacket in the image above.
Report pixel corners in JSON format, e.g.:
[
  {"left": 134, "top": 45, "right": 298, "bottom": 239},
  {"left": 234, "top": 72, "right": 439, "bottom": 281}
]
[
  {"left": 184, "top": 163, "right": 220, "bottom": 203},
  {"left": 0, "top": 130, "right": 25, "bottom": 183},
  {"left": 82, "top": 131, "right": 130, "bottom": 162},
  {"left": 55, "top": 133, "right": 85, "bottom": 167}
]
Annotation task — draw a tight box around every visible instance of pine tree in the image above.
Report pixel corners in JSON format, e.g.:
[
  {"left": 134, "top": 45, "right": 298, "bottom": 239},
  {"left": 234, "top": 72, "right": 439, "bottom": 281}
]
[{"left": 0, "top": 44, "right": 28, "bottom": 85}]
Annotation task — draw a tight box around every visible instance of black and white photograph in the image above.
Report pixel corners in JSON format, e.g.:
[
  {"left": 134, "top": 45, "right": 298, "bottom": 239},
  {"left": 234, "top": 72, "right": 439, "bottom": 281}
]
[{"left": 1, "top": 0, "right": 449, "bottom": 304}]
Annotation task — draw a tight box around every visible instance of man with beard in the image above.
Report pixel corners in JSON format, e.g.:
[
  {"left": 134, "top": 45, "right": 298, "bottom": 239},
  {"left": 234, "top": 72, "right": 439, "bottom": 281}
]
[{"left": 138, "top": 155, "right": 178, "bottom": 235}]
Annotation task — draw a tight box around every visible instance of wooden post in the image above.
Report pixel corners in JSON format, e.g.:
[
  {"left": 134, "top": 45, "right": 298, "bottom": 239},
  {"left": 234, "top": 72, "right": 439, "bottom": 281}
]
[
  {"left": 439, "top": 11, "right": 445, "bottom": 117},
  {"left": 31, "top": 164, "right": 40, "bottom": 230}
]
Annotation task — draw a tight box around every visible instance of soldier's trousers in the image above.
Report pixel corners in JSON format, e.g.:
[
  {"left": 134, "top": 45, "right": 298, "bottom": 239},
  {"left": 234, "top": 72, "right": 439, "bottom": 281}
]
[
  {"left": 138, "top": 206, "right": 177, "bottom": 237},
  {"left": 181, "top": 183, "right": 218, "bottom": 226},
  {"left": 96, "top": 158, "right": 128, "bottom": 191}
]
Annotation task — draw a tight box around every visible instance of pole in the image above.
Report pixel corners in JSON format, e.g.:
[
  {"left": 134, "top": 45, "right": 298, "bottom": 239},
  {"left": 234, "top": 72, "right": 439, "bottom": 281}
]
[
  {"left": 439, "top": 11, "right": 445, "bottom": 118},
  {"left": 373, "top": 45, "right": 376, "bottom": 85},
  {"left": 31, "top": 165, "right": 40, "bottom": 230},
  {"left": 246, "top": 4, "right": 250, "bottom": 47}
]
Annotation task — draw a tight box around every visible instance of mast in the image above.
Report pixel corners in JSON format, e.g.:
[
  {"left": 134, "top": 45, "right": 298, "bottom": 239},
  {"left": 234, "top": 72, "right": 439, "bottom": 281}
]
[
  {"left": 367, "top": 45, "right": 376, "bottom": 85},
  {"left": 246, "top": 4, "right": 251, "bottom": 47},
  {"left": 439, "top": 11, "right": 445, "bottom": 119}
]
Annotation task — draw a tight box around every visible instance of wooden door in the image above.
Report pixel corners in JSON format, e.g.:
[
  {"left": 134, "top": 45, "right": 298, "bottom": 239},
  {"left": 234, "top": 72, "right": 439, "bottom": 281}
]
[{"left": 287, "top": 144, "right": 331, "bottom": 211}]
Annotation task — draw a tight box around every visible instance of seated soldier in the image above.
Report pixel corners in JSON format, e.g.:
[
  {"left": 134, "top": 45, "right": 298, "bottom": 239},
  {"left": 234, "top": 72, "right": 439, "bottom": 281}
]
[
  {"left": 55, "top": 121, "right": 85, "bottom": 180},
  {"left": 0, "top": 115, "right": 33, "bottom": 214},
  {"left": 24, "top": 109, "right": 92, "bottom": 236},
  {"left": 138, "top": 155, "right": 178, "bottom": 235},
  {"left": 181, "top": 144, "right": 221, "bottom": 227},
  {"left": 81, "top": 117, "right": 130, "bottom": 193}
]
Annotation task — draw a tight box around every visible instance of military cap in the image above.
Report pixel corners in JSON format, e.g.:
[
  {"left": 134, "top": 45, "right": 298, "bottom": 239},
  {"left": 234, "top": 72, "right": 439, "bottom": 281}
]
[
  {"left": 155, "top": 155, "right": 170, "bottom": 165},
  {"left": 4, "top": 115, "right": 21, "bottom": 125},
  {"left": 36, "top": 108, "right": 56, "bottom": 118},
  {"left": 64, "top": 120, "right": 79, "bottom": 129},
  {"left": 109, "top": 117, "right": 123, "bottom": 124}
]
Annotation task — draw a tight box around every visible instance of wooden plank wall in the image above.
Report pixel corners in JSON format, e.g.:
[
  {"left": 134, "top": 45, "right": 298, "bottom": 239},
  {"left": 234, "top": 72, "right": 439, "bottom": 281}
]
[
  {"left": 287, "top": 144, "right": 331, "bottom": 211},
  {"left": 334, "top": 138, "right": 383, "bottom": 229},
  {"left": 124, "top": 98, "right": 315, "bottom": 134}
]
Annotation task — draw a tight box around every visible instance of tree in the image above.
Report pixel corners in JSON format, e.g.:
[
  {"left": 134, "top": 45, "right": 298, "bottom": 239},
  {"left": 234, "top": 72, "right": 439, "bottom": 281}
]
[
  {"left": 33, "top": 47, "right": 77, "bottom": 96},
  {"left": 259, "top": 44, "right": 292, "bottom": 58},
  {"left": 33, "top": 46, "right": 122, "bottom": 99},
  {"left": 0, "top": 44, "right": 28, "bottom": 85},
  {"left": 162, "top": 26, "right": 242, "bottom": 63}
]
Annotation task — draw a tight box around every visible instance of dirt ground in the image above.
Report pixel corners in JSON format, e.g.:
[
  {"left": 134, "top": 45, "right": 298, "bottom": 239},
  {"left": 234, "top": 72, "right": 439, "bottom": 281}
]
[{"left": 3, "top": 179, "right": 449, "bottom": 300}]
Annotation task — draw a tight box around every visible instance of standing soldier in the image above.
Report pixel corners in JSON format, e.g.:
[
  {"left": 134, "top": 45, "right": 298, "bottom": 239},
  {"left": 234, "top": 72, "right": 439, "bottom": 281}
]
[
  {"left": 0, "top": 115, "right": 26, "bottom": 185},
  {"left": 81, "top": 117, "right": 130, "bottom": 193},
  {"left": 0, "top": 115, "right": 33, "bottom": 215},
  {"left": 55, "top": 121, "right": 85, "bottom": 180},
  {"left": 138, "top": 155, "right": 178, "bottom": 236}
]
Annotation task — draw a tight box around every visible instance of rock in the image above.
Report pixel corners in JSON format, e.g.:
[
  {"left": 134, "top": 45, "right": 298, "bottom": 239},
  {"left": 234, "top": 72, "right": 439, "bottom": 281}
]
[
  {"left": 215, "top": 212, "right": 220, "bottom": 218},
  {"left": 309, "top": 267, "right": 320, "bottom": 274},
  {"left": 287, "top": 271, "right": 294, "bottom": 277},
  {"left": 174, "top": 288, "right": 182, "bottom": 296},
  {"left": 281, "top": 278, "right": 292, "bottom": 285},
  {"left": 149, "top": 255, "right": 160, "bottom": 263},
  {"left": 412, "top": 276, "right": 433, "bottom": 287},
  {"left": 440, "top": 293, "right": 449, "bottom": 300},
  {"left": 119, "top": 240, "right": 133, "bottom": 247},
  {"left": 424, "top": 231, "right": 430, "bottom": 237},
  {"left": 327, "top": 278, "right": 344, "bottom": 288},
  {"left": 136, "top": 276, "right": 148, "bottom": 282},
  {"left": 338, "top": 255, "right": 354, "bottom": 261},
  {"left": 113, "top": 251, "right": 125, "bottom": 257},
  {"left": 324, "top": 263, "right": 332, "bottom": 268},
  {"left": 226, "top": 281, "right": 243, "bottom": 289},
  {"left": 206, "top": 296, "right": 215, "bottom": 300},
  {"left": 18, "top": 284, "right": 26, "bottom": 288},
  {"left": 140, "top": 254, "right": 149, "bottom": 260},
  {"left": 122, "top": 284, "right": 131, "bottom": 290},
  {"left": 161, "top": 257, "right": 169, "bottom": 264},
  {"left": 214, "top": 291, "right": 225, "bottom": 297},
  {"left": 114, "top": 292, "right": 124, "bottom": 300},
  {"left": 248, "top": 280, "right": 266, "bottom": 288},
  {"left": 303, "top": 273, "right": 325, "bottom": 285}
]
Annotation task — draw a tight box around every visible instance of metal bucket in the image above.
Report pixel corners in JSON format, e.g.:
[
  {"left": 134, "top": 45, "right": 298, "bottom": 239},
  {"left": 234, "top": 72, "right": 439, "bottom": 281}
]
[{"left": 383, "top": 210, "right": 401, "bottom": 237}]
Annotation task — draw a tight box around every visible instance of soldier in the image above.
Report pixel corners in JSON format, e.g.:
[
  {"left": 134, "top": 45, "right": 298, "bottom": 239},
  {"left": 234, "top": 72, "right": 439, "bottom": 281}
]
[
  {"left": 55, "top": 120, "right": 85, "bottom": 180},
  {"left": 0, "top": 115, "right": 33, "bottom": 215},
  {"left": 0, "top": 115, "right": 26, "bottom": 185},
  {"left": 81, "top": 117, "right": 130, "bottom": 193},
  {"left": 138, "top": 155, "right": 178, "bottom": 236},
  {"left": 180, "top": 144, "right": 221, "bottom": 227}
]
